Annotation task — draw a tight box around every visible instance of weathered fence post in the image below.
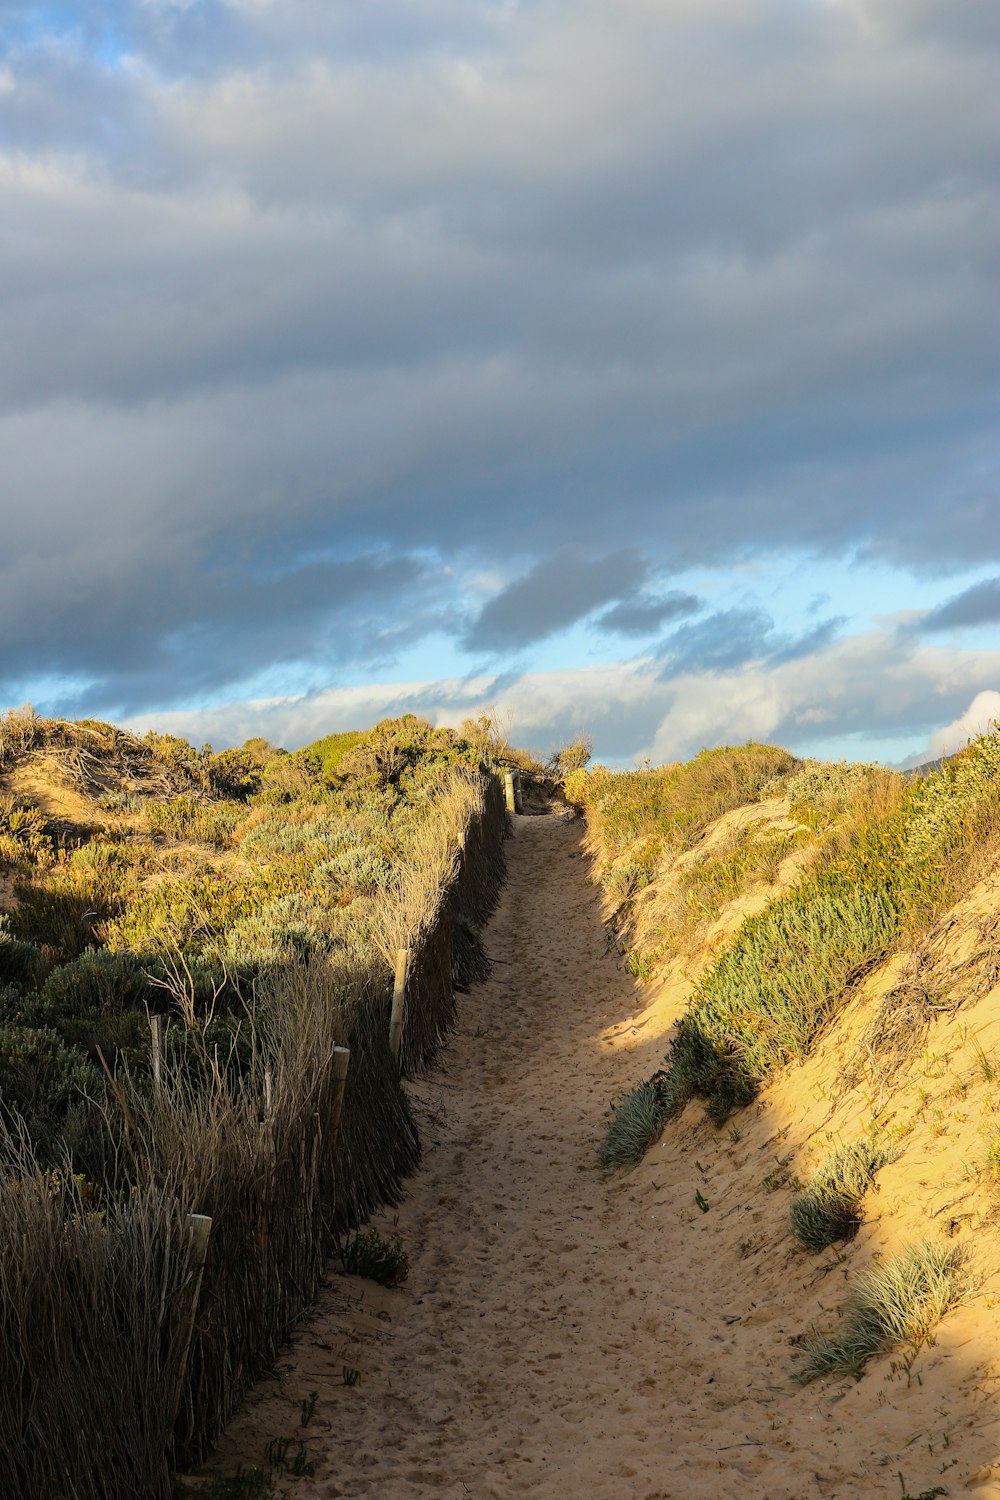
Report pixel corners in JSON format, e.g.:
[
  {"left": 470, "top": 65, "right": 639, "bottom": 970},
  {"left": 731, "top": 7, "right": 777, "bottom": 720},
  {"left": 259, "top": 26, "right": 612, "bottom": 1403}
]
[
  {"left": 149, "top": 1013, "right": 164, "bottom": 1097},
  {"left": 263, "top": 1064, "right": 274, "bottom": 1119},
  {"left": 389, "top": 948, "right": 409, "bottom": 1066},
  {"left": 503, "top": 770, "right": 516, "bottom": 814},
  {"left": 171, "top": 1213, "right": 213, "bottom": 1426},
  {"left": 513, "top": 769, "right": 524, "bottom": 814},
  {"left": 330, "top": 1046, "right": 351, "bottom": 1148}
]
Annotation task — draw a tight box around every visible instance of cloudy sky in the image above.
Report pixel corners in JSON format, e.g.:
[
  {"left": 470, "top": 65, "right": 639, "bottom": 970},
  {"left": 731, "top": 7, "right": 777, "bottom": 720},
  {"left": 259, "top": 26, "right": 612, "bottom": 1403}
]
[{"left": 1, "top": 0, "right": 998, "bottom": 766}]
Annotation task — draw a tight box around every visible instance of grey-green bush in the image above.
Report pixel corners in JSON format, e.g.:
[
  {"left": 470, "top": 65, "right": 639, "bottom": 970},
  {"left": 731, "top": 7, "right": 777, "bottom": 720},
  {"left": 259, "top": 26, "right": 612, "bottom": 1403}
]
[{"left": 795, "top": 1240, "right": 969, "bottom": 1382}]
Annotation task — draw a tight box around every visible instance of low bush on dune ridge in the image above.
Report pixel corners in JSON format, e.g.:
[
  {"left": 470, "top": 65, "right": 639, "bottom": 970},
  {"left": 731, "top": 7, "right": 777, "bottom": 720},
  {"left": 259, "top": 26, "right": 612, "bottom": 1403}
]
[
  {"left": 567, "top": 742, "right": 799, "bottom": 861},
  {"left": 794, "top": 1240, "right": 970, "bottom": 1382}
]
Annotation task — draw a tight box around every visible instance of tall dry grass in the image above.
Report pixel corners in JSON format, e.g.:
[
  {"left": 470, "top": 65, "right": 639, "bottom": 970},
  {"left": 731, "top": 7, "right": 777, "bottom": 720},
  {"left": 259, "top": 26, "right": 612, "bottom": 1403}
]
[{"left": 0, "top": 1150, "right": 197, "bottom": 1499}]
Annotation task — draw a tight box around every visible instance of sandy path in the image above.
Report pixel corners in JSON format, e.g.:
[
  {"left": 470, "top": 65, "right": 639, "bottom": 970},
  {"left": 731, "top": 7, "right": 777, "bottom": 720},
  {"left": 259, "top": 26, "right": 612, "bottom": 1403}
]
[{"left": 210, "top": 808, "right": 1000, "bottom": 1500}]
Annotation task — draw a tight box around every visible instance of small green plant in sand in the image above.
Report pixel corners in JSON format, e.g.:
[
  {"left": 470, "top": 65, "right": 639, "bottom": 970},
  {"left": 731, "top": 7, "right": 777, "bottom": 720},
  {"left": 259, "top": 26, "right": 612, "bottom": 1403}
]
[
  {"left": 299, "top": 1390, "right": 318, "bottom": 1427},
  {"left": 265, "top": 1436, "right": 313, "bottom": 1477},
  {"left": 986, "top": 1131, "right": 1000, "bottom": 1184},
  {"left": 176, "top": 1468, "right": 275, "bottom": 1499},
  {"left": 794, "top": 1240, "right": 970, "bottom": 1383},
  {"left": 340, "top": 1224, "right": 410, "bottom": 1286},
  {"left": 342, "top": 1365, "right": 361, "bottom": 1387},
  {"left": 896, "top": 1476, "right": 946, "bottom": 1500},
  {"left": 789, "top": 1139, "right": 893, "bottom": 1252}
]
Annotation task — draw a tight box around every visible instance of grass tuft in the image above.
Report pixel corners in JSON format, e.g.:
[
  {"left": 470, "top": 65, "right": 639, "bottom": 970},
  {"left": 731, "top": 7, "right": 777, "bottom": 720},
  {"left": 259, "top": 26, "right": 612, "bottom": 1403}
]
[
  {"left": 789, "top": 1139, "right": 892, "bottom": 1252},
  {"left": 794, "top": 1240, "right": 970, "bottom": 1382},
  {"left": 598, "top": 1076, "right": 672, "bottom": 1168},
  {"left": 340, "top": 1225, "right": 410, "bottom": 1287}
]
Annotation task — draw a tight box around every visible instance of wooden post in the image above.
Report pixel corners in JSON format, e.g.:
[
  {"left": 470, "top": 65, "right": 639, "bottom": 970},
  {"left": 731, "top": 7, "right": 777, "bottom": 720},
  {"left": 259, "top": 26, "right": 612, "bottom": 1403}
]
[
  {"left": 330, "top": 1046, "right": 350, "bottom": 1149},
  {"left": 389, "top": 948, "right": 409, "bottom": 1066},
  {"left": 263, "top": 1064, "right": 274, "bottom": 1119},
  {"left": 513, "top": 769, "right": 524, "bottom": 815},
  {"left": 149, "top": 1013, "right": 164, "bottom": 1097},
  {"left": 503, "top": 770, "right": 516, "bottom": 814},
  {"left": 171, "top": 1213, "right": 212, "bottom": 1426}
]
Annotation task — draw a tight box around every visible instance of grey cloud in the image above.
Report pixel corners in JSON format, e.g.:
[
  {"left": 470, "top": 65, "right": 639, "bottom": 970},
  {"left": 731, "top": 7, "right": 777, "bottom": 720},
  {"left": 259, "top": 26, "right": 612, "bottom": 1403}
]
[
  {"left": 597, "top": 592, "right": 700, "bottom": 637},
  {"left": 657, "top": 607, "right": 777, "bottom": 677},
  {"left": 657, "top": 608, "right": 845, "bottom": 678},
  {"left": 0, "top": 0, "right": 998, "bottom": 715},
  {"left": 0, "top": 548, "right": 431, "bottom": 714},
  {"left": 920, "top": 577, "right": 1000, "bottom": 631},
  {"left": 463, "top": 550, "right": 647, "bottom": 653},
  {"left": 768, "top": 616, "right": 847, "bottom": 665}
]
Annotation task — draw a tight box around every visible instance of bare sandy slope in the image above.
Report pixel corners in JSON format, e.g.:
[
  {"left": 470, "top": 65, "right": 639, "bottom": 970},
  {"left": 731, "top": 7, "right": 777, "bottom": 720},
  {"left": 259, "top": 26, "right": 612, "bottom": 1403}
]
[{"left": 208, "top": 809, "right": 1000, "bottom": 1500}]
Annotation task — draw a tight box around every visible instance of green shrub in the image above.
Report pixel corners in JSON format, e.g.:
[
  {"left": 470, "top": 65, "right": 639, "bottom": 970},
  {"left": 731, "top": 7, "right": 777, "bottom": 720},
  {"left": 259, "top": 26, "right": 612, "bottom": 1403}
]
[
  {"left": 314, "top": 844, "right": 396, "bottom": 896},
  {"left": 144, "top": 797, "right": 244, "bottom": 849},
  {"left": 0, "top": 918, "right": 46, "bottom": 987},
  {"left": 8, "top": 875, "right": 120, "bottom": 965},
  {"left": 605, "top": 860, "right": 654, "bottom": 899},
  {"left": 554, "top": 737, "right": 593, "bottom": 776},
  {"left": 340, "top": 1225, "right": 410, "bottom": 1287},
  {"left": 305, "top": 730, "right": 371, "bottom": 785},
  {"left": 207, "top": 749, "right": 262, "bottom": 803},
  {"left": 783, "top": 759, "right": 890, "bottom": 821},
  {"left": 588, "top": 743, "right": 798, "bottom": 855},
  {"left": 41, "top": 948, "right": 153, "bottom": 1016},
  {"left": 101, "top": 871, "right": 281, "bottom": 958},
  {"left": 224, "top": 892, "right": 363, "bottom": 966},
  {"left": 795, "top": 1241, "right": 969, "bottom": 1382},
  {"left": 0, "top": 1023, "right": 106, "bottom": 1134},
  {"left": 789, "top": 1139, "right": 892, "bottom": 1251},
  {"left": 0, "top": 797, "right": 53, "bottom": 866}
]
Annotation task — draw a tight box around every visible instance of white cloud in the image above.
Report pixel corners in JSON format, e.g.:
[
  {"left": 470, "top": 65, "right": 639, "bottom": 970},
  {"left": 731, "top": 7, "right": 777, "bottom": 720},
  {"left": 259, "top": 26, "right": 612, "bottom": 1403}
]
[
  {"left": 922, "top": 690, "right": 1000, "bottom": 761},
  {"left": 121, "top": 631, "right": 1000, "bottom": 768}
]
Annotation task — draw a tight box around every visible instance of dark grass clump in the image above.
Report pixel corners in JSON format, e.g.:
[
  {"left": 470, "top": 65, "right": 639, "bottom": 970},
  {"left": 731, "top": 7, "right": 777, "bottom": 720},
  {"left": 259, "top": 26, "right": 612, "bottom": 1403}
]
[
  {"left": 789, "top": 1139, "right": 892, "bottom": 1252},
  {"left": 0, "top": 922, "right": 45, "bottom": 988},
  {"left": 340, "top": 1225, "right": 410, "bottom": 1287},
  {"left": 794, "top": 1240, "right": 969, "bottom": 1383},
  {"left": 598, "top": 1074, "right": 673, "bottom": 1168}
]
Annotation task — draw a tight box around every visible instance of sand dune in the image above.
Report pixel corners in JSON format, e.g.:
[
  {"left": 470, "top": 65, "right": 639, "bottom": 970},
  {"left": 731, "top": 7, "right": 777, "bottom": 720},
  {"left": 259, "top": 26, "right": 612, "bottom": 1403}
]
[{"left": 206, "top": 807, "right": 1000, "bottom": 1499}]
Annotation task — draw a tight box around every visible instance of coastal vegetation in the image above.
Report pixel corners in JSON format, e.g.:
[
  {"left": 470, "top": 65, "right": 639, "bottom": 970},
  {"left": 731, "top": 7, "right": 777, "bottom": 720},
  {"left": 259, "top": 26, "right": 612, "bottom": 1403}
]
[{"left": 0, "top": 706, "right": 510, "bottom": 1497}]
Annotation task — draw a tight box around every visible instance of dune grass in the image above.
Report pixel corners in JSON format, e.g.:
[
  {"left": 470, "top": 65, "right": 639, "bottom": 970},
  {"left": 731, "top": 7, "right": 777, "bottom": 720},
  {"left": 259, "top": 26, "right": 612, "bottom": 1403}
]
[
  {"left": 789, "top": 1139, "right": 892, "bottom": 1252},
  {"left": 598, "top": 1076, "right": 671, "bottom": 1168},
  {"left": 569, "top": 742, "right": 798, "bottom": 860},
  {"left": 794, "top": 1241, "right": 970, "bottom": 1382}
]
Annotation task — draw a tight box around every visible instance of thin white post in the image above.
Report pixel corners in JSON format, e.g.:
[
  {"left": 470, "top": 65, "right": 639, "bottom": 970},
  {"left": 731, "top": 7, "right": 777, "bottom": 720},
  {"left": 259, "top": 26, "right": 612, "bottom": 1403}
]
[
  {"left": 331, "top": 1046, "right": 351, "bottom": 1147},
  {"left": 389, "top": 948, "right": 409, "bottom": 1065}
]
